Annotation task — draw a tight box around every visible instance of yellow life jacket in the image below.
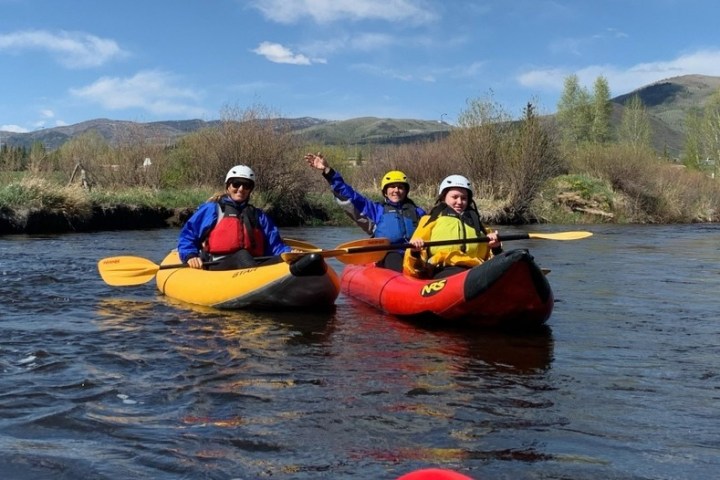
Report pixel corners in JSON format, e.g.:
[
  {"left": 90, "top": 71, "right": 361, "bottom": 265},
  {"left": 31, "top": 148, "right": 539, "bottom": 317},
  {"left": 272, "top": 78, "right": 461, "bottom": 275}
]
[
  {"left": 403, "top": 205, "right": 493, "bottom": 278},
  {"left": 428, "top": 215, "right": 482, "bottom": 257}
]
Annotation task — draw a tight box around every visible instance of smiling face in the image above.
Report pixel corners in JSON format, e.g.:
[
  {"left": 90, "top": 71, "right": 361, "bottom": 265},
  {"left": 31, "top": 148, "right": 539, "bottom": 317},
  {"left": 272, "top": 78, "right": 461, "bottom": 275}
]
[
  {"left": 443, "top": 187, "right": 469, "bottom": 214},
  {"left": 226, "top": 178, "right": 254, "bottom": 203},
  {"left": 383, "top": 182, "right": 408, "bottom": 203}
]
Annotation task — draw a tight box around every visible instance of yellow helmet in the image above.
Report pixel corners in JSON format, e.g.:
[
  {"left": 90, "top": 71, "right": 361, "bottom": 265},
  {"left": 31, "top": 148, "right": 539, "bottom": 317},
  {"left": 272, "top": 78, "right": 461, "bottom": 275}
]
[{"left": 381, "top": 170, "right": 410, "bottom": 192}]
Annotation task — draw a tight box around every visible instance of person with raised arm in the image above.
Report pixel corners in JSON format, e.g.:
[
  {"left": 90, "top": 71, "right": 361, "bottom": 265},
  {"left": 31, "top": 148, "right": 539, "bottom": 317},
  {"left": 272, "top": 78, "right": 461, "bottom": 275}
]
[{"left": 305, "top": 152, "right": 425, "bottom": 272}]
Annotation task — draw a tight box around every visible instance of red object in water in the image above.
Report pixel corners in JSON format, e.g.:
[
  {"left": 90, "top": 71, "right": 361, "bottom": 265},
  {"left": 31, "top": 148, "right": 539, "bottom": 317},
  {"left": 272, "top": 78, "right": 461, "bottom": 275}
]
[
  {"left": 341, "top": 248, "right": 553, "bottom": 328},
  {"left": 396, "top": 468, "right": 474, "bottom": 480}
]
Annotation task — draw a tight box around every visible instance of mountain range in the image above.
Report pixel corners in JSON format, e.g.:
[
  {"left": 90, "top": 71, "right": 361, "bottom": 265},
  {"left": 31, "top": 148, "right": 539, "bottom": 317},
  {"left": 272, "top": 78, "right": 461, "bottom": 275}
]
[{"left": 3, "top": 74, "right": 719, "bottom": 156}]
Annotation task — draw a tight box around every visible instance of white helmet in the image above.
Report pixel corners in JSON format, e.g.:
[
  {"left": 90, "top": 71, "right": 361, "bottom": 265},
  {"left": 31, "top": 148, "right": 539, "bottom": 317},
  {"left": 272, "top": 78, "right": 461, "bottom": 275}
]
[
  {"left": 438, "top": 174, "right": 473, "bottom": 196},
  {"left": 225, "top": 165, "right": 256, "bottom": 184}
]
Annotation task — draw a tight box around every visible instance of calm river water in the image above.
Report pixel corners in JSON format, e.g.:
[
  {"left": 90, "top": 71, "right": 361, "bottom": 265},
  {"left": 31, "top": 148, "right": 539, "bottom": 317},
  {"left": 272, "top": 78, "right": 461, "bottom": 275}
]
[{"left": 1, "top": 224, "right": 718, "bottom": 480}]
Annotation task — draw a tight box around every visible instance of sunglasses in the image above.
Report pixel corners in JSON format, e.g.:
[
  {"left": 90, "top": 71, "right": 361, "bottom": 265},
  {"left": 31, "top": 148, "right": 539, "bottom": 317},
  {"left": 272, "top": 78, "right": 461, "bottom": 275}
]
[{"left": 229, "top": 180, "right": 254, "bottom": 189}]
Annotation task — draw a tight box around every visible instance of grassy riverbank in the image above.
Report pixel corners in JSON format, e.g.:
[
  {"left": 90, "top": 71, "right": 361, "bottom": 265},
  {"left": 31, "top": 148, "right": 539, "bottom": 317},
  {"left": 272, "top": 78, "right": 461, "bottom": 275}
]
[
  {"left": 2, "top": 102, "right": 720, "bottom": 235},
  {"left": 1, "top": 165, "right": 716, "bottom": 236}
]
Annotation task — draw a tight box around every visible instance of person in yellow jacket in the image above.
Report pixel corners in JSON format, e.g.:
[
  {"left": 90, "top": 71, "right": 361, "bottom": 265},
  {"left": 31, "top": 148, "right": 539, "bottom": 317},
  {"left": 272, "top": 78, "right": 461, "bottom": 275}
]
[{"left": 403, "top": 174, "right": 502, "bottom": 279}]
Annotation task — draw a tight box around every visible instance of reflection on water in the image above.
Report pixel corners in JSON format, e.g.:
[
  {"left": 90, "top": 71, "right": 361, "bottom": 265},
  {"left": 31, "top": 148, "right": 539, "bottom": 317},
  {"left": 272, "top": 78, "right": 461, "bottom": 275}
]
[
  {"left": 312, "top": 299, "right": 559, "bottom": 473},
  {"left": 95, "top": 296, "right": 336, "bottom": 347}
]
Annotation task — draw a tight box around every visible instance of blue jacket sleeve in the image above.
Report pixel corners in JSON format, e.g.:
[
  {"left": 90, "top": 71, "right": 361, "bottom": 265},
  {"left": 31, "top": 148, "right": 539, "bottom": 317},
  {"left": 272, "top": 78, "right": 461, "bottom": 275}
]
[
  {"left": 177, "top": 202, "right": 217, "bottom": 263},
  {"left": 323, "top": 169, "right": 384, "bottom": 222},
  {"left": 258, "top": 210, "right": 291, "bottom": 255}
]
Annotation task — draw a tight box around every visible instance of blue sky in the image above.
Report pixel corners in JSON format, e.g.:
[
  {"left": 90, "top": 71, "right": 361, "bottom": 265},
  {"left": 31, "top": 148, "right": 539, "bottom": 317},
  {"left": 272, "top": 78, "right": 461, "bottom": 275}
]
[{"left": 2, "top": 0, "right": 720, "bottom": 133}]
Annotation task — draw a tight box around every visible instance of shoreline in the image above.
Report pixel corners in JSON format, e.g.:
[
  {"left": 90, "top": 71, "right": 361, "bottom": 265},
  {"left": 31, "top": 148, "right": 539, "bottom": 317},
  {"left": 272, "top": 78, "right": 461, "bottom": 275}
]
[
  {"left": 0, "top": 204, "right": 194, "bottom": 235},
  {"left": 0, "top": 201, "right": 332, "bottom": 235}
]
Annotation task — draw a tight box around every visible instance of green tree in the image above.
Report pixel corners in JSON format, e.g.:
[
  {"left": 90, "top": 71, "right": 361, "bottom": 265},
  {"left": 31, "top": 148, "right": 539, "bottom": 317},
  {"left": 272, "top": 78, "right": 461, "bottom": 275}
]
[
  {"left": 0, "top": 145, "right": 27, "bottom": 171},
  {"left": 556, "top": 74, "right": 592, "bottom": 145},
  {"left": 682, "top": 108, "right": 703, "bottom": 170},
  {"left": 504, "top": 102, "right": 564, "bottom": 221},
  {"left": 590, "top": 76, "right": 612, "bottom": 144},
  {"left": 618, "top": 95, "right": 652, "bottom": 152},
  {"left": 56, "top": 131, "right": 111, "bottom": 185},
  {"left": 27, "top": 141, "right": 49, "bottom": 174},
  {"left": 701, "top": 89, "right": 720, "bottom": 179},
  {"left": 453, "top": 93, "right": 511, "bottom": 194}
]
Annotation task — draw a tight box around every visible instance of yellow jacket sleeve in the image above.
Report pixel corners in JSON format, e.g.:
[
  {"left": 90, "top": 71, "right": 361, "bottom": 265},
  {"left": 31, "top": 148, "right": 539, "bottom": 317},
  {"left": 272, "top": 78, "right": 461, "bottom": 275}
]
[{"left": 402, "top": 215, "right": 434, "bottom": 278}]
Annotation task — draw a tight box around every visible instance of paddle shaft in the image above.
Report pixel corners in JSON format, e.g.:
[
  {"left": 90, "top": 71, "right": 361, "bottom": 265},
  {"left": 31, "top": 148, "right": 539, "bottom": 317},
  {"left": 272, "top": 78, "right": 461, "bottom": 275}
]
[
  {"left": 150, "top": 238, "right": 317, "bottom": 271},
  {"left": 160, "top": 253, "right": 285, "bottom": 270},
  {"left": 157, "top": 260, "right": 220, "bottom": 270},
  {"left": 342, "top": 234, "right": 531, "bottom": 255}
]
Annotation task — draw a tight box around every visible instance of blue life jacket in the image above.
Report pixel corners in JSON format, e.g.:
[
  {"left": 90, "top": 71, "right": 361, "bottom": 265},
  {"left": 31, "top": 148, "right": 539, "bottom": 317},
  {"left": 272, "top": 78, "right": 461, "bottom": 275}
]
[{"left": 373, "top": 201, "right": 420, "bottom": 243}]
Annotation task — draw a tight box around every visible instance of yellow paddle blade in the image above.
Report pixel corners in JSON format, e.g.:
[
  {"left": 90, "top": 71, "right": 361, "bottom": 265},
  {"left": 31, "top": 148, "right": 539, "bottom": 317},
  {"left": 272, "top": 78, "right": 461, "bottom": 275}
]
[
  {"left": 284, "top": 238, "right": 322, "bottom": 252},
  {"left": 526, "top": 231, "right": 593, "bottom": 241},
  {"left": 334, "top": 238, "right": 397, "bottom": 265},
  {"left": 335, "top": 237, "right": 392, "bottom": 250},
  {"left": 280, "top": 238, "right": 391, "bottom": 262},
  {"left": 97, "top": 256, "right": 161, "bottom": 286},
  {"left": 331, "top": 238, "right": 392, "bottom": 265},
  {"left": 280, "top": 243, "right": 389, "bottom": 265},
  {"left": 335, "top": 250, "right": 388, "bottom": 265}
]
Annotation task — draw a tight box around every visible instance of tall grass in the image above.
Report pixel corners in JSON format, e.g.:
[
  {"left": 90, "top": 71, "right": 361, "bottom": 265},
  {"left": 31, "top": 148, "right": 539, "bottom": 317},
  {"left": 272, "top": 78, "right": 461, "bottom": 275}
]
[
  {"left": 3, "top": 103, "right": 720, "bottom": 226},
  {"left": 0, "top": 177, "right": 92, "bottom": 217},
  {"left": 568, "top": 143, "right": 720, "bottom": 222}
]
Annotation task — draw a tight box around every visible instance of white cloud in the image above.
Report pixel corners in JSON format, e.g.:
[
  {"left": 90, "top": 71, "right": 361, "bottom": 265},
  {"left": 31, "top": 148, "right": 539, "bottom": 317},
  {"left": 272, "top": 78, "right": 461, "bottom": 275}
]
[
  {"left": 252, "top": 41, "right": 325, "bottom": 65},
  {"left": 517, "top": 68, "right": 568, "bottom": 91},
  {"left": 69, "top": 70, "right": 207, "bottom": 117},
  {"left": 0, "top": 30, "right": 127, "bottom": 68},
  {"left": 517, "top": 49, "right": 720, "bottom": 96},
  {"left": 248, "top": 0, "right": 437, "bottom": 25},
  {"left": 1, "top": 124, "right": 27, "bottom": 133}
]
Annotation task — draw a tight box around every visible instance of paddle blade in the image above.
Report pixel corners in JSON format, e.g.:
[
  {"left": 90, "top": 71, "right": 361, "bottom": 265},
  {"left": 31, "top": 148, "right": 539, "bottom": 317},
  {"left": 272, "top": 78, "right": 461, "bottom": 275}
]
[
  {"left": 332, "top": 237, "right": 392, "bottom": 265},
  {"left": 527, "top": 231, "right": 593, "bottom": 241},
  {"left": 284, "top": 238, "right": 322, "bottom": 252},
  {"left": 97, "top": 256, "right": 160, "bottom": 286},
  {"left": 281, "top": 239, "right": 390, "bottom": 264},
  {"left": 335, "top": 237, "right": 392, "bottom": 250},
  {"left": 335, "top": 250, "right": 388, "bottom": 265}
]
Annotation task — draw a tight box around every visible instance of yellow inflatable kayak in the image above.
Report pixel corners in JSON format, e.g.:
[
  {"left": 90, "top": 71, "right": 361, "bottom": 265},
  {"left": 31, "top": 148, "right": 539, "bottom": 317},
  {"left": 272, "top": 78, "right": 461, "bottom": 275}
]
[{"left": 155, "top": 251, "right": 340, "bottom": 310}]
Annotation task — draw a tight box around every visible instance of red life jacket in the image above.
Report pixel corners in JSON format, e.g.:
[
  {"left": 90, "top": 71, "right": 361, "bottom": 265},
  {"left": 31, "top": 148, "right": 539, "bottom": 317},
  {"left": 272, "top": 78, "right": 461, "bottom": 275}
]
[{"left": 205, "top": 202, "right": 265, "bottom": 257}]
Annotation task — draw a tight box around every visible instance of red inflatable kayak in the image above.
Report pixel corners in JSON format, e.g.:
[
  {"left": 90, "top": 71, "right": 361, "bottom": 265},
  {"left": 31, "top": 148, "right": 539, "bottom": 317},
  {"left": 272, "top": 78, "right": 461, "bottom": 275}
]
[{"left": 340, "top": 248, "right": 553, "bottom": 328}]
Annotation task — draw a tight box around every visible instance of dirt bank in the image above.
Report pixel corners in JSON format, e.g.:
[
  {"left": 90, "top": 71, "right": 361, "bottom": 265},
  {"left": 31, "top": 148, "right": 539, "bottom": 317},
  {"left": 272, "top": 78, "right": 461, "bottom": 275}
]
[{"left": 0, "top": 204, "right": 194, "bottom": 235}]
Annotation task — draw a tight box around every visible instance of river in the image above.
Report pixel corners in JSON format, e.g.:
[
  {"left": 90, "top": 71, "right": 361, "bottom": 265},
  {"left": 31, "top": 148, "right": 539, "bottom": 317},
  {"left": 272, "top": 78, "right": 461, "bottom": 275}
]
[{"left": 1, "top": 224, "right": 718, "bottom": 479}]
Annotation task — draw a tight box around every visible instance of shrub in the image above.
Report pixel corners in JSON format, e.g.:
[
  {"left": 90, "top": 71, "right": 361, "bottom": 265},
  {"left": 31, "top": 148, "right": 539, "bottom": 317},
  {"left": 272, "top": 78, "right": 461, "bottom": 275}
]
[{"left": 0, "top": 177, "right": 92, "bottom": 217}]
